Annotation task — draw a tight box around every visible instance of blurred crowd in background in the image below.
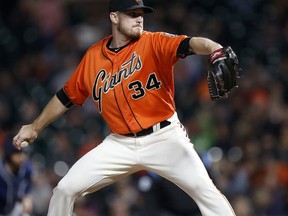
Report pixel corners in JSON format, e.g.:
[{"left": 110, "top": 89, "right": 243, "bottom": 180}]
[{"left": 0, "top": 0, "right": 288, "bottom": 215}]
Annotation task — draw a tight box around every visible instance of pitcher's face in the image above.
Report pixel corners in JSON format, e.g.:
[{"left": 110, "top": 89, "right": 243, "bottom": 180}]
[{"left": 116, "top": 9, "right": 144, "bottom": 39}]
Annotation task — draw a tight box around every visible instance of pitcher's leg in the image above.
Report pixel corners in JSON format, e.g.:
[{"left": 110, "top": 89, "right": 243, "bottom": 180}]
[
  {"left": 47, "top": 135, "right": 139, "bottom": 216},
  {"left": 140, "top": 123, "right": 235, "bottom": 216},
  {"left": 166, "top": 145, "right": 235, "bottom": 216}
]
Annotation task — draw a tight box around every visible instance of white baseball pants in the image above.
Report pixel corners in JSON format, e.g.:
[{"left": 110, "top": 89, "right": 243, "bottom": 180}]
[{"left": 47, "top": 113, "right": 235, "bottom": 216}]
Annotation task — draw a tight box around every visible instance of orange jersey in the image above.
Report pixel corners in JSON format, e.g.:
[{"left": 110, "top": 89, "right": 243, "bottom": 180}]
[{"left": 63, "top": 31, "right": 188, "bottom": 134}]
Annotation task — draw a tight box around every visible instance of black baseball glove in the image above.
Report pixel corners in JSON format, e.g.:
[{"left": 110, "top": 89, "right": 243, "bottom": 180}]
[{"left": 207, "top": 46, "right": 241, "bottom": 101}]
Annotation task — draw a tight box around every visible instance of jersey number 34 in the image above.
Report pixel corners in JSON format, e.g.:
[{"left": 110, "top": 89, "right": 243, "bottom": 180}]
[{"left": 128, "top": 73, "right": 162, "bottom": 100}]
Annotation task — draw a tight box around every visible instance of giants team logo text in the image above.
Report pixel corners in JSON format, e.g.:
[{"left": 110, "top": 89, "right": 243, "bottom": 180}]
[{"left": 92, "top": 52, "right": 142, "bottom": 112}]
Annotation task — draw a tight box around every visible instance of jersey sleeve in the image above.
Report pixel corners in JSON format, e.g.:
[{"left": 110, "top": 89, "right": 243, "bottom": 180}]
[
  {"left": 150, "top": 32, "right": 189, "bottom": 65},
  {"left": 62, "top": 51, "right": 91, "bottom": 106}
]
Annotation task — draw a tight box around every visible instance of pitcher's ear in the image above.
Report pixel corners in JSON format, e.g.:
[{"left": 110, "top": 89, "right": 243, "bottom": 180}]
[{"left": 110, "top": 12, "right": 118, "bottom": 24}]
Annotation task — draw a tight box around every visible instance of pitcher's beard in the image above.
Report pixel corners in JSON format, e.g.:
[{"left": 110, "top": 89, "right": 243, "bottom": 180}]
[{"left": 118, "top": 24, "right": 143, "bottom": 39}]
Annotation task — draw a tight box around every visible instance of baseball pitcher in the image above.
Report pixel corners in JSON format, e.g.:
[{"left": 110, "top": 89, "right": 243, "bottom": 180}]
[{"left": 13, "top": 0, "right": 240, "bottom": 215}]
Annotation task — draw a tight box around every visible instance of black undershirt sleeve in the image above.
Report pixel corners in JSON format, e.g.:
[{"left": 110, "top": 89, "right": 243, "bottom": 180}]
[
  {"left": 56, "top": 88, "right": 74, "bottom": 108},
  {"left": 177, "top": 37, "right": 194, "bottom": 58}
]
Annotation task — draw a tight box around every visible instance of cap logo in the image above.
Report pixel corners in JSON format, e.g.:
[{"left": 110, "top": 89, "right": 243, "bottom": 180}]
[{"left": 134, "top": 0, "right": 141, "bottom": 4}]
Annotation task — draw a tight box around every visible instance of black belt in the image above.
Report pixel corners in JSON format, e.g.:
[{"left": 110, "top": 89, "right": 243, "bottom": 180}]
[{"left": 124, "top": 120, "right": 171, "bottom": 137}]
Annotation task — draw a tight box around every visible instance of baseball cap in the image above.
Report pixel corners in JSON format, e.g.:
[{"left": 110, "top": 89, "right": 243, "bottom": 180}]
[
  {"left": 3, "top": 135, "right": 22, "bottom": 156},
  {"left": 2, "top": 135, "right": 22, "bottom": 161},
  {"left": 2, "top": 135, "right": 29, "bottom": 159},
  {"left": 109, "top": 0, "right": 154, "bottom": 13}
]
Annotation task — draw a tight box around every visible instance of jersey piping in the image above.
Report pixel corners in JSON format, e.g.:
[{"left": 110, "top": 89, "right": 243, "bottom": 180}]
[{"left": 101, "top": 40, "right": 134, "bottom": 133}]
